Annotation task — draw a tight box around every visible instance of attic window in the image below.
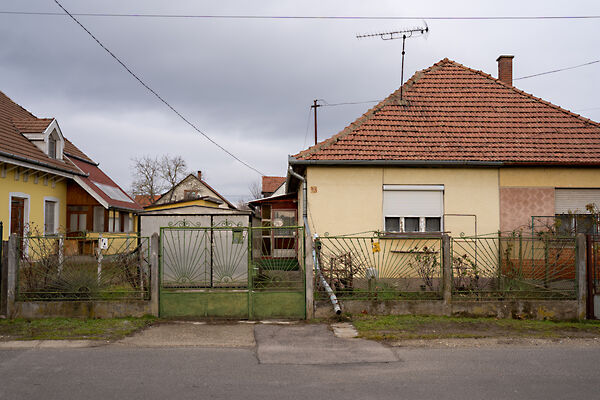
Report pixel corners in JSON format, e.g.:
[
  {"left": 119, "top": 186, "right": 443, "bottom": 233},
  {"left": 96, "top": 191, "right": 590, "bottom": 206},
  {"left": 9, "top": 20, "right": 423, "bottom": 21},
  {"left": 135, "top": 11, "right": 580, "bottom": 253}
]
[
  {"left": 184, "top": 190, "right": 201, "bottom": 200},
  {"left": 48, "top": 135, "right": 57, "bottom": 158}
]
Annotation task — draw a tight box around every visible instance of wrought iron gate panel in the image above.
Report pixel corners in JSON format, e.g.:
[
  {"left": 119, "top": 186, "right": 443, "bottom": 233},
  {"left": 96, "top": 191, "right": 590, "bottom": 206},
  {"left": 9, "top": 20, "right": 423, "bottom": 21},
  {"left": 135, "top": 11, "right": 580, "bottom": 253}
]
[{"left": 159, "top": 226, "right": 305, "bottom": 319}]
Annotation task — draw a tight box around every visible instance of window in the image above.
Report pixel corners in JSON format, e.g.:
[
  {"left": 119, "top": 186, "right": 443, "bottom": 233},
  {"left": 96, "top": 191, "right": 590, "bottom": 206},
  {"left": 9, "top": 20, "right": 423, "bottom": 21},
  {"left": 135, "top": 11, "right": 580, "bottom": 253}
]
[
  {"left": 108, "top": 212, "right": 120, "bottom": 233},
  {"left": 48, "top": 136, "right": 56, "bottom": 159},
  {"left": 121, "top": 212, "right": 132, "bottom": 233},
  {"left": 44, "top": 200, "right": 57, "bottom": 234},
  {"left": 68, "top": 206, "right": 88, "bottom": 233},
  {"left": 383, "top": 185, "right": 443, "bottom": 233},
  {"left": 93, "top": 206, "right": 105, "bottom": 232},
  {"left": 184, "top": 190, "right": 201, "bottom": 200},
  {"left": 556, "top": 214, "right": 596, "bottom": 235}
]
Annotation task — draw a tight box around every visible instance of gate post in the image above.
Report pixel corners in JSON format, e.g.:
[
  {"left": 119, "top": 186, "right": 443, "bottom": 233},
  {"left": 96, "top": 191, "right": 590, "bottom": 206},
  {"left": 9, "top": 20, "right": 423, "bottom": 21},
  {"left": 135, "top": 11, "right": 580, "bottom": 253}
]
[
  {"left": 150, "top": 233, "right": 160, "bottom": 317},
  {"left": 305, "top": 230, "right": 314, "bottom": 319},
  {"left": 576, "top": 233, "right": 587, "bottom": 320},
  {"left": 441, "top": 234, "right": 452, "bottom": 315},
  {"left": 6, "top": 235, "right": 17, "bottom": 318}
]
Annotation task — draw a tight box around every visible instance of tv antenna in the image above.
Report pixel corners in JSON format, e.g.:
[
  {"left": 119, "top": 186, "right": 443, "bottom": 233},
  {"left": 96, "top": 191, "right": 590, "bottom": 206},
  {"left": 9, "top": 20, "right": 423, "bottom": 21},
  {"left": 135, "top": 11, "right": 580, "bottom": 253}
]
[{"left": 357, "top": 23, "right": 429, "bottom": 100}]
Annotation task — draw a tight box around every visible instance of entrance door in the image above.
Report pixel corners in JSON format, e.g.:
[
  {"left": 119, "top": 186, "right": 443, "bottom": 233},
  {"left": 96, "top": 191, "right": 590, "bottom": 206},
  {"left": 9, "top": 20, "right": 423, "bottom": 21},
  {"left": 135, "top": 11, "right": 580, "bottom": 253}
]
[
  {"left": 10, "top": 197, "right": 25, "bottom": 237},
  {"left": 10, "top": 197, "right": 25, "bottom": 254}
]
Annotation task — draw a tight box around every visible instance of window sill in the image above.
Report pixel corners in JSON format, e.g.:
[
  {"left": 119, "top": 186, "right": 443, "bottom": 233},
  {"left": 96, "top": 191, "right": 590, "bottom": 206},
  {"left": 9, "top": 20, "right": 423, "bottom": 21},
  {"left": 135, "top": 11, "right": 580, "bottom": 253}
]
[{"left": 379, "top": 232, "right": 445, "bottom": 239}]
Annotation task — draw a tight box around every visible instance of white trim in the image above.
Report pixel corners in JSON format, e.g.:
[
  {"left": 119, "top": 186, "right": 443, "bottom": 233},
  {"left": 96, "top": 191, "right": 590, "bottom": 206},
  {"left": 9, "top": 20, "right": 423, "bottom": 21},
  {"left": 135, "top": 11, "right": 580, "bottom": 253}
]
[
  {"left": 9, "top": 192, "right": 30, "bottom": 236},
  {"left": 41, "top": 119, "right": 65, "bottom": 160},
  {"left": 383, "top": 184, "right": 445, "bottom": 191},
  {"left": 73, "top": 176, "right": 109, "bottom": 209},
  {"left": 43, "top": 196, "right": 60, "bottom": 235},
  {"left": 0, "top": 156, "right": 75, "bottom": 179}
]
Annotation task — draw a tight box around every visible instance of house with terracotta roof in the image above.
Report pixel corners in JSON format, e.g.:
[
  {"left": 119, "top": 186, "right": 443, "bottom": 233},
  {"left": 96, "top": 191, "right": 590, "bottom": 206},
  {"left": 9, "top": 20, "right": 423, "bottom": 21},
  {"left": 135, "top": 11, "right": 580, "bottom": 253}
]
[
  {"left": 288, "top": 56, "right": 600, "bottom": 237},
  {"left": 0, "top": 89, "right": 141, "bottom": 240},
  {"left": 261, "top": 176, "right": 286, "bottom": 198}
]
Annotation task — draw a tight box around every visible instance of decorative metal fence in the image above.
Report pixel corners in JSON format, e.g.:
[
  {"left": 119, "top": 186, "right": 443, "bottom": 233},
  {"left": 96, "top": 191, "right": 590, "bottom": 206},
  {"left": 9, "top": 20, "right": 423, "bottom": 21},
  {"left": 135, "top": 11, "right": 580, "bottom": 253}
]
[
  {"left": 451, "top": 234, "right": 577, "bottom": 299},
  {"left": 315, "top": 233, "right": 443, "bottom": 300},
  {"left": 17, "top": 235, "right": 150, "bottom": 301}
]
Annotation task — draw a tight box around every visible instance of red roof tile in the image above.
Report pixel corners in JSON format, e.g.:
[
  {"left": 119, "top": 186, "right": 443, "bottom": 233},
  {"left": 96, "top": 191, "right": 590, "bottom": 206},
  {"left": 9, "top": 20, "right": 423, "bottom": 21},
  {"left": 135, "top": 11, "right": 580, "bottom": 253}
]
[
  {"left": 293, "top": 59, "right": 600, "bottom": 165},
  {"left": 70, "top": 157, "right": 142, "bottom": 211},
  {"left": 134, "top": 194, "right": 161, "bottom": 207},
  {"left": 0, "top": 90, "right": 82, "bottom": 174},
  {"left": 262, "top": 176, "right": 286, "bottom": 194}
]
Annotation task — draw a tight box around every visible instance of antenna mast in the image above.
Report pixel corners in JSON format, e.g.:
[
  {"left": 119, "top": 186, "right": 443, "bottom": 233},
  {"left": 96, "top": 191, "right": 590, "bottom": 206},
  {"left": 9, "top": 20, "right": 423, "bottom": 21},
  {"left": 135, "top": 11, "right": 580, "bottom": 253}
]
[{"left": 357, "top": 24, "right": 429, "bottom": 100}]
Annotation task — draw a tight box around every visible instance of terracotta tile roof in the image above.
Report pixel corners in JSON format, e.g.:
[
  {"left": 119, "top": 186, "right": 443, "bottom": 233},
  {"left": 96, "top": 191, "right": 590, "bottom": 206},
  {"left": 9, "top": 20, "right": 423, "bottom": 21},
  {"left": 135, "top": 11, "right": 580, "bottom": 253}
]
[
  {"left": 70, "top": 157, "right": 142, "bottom": 211},
  {"left": 134, "top": 194, "right": 161, "bottom": 207},
  {"left": 293, "top": 58, "right": 600, "bottom": 165},
  {"left": 262, "top": 176, "right": 286, "bottom": 194},
  {"left": 63, "top": 138, "right": 96, "bottom": 164},
  {"left": 0, "top": 90, "right": 82, "bottom": 174}
]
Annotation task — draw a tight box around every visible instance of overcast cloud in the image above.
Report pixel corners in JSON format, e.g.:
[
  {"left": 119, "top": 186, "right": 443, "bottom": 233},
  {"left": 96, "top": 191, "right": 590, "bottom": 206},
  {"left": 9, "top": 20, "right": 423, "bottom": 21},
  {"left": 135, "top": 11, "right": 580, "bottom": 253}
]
[{"left": 1, "top": 0, "right": 599, "bottom": 202}]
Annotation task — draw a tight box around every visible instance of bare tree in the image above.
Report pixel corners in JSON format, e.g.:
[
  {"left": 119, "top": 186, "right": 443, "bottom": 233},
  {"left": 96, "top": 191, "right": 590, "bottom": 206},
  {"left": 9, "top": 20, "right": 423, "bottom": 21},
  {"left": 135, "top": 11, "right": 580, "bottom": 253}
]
[
  {"left": 248, "top": 180, "right": 262, "bottom": 200},
  {"left": 130, "top": 156, "right": 166, "bottom": 204},
  {"left": 160, "top": 155, "right": 189, "bottom": 202}
]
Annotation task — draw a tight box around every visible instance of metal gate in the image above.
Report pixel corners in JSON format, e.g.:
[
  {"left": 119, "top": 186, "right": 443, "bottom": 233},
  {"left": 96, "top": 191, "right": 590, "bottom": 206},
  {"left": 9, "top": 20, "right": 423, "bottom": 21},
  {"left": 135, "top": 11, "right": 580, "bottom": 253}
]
[{"left": 159, "top": 226, "right": 305, "bottom": 319}]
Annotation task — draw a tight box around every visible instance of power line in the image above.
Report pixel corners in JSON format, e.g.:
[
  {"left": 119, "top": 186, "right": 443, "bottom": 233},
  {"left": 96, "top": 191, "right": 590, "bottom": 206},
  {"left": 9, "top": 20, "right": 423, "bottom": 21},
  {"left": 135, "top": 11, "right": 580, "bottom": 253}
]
[
  {"left": 52, "top": 0, "right": 265, "bottom": 176},
  {"left": 2, "top": 11, "right": 600, "bottom": 20},
  {"left": 320, "top": 99, "right": 381, "bottom": 107},
  {"left": 514, "top": 59, "right": 600, "bottom": 80}
]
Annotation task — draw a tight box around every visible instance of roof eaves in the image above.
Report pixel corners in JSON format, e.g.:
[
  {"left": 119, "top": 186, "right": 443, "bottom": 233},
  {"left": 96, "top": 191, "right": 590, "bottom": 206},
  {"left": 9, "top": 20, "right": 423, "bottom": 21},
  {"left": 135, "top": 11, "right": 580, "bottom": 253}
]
[
  {"left": 0, "top": 150, "right": 85, "bottom": 176},
  {"left": 288, "top": 157, "right": 505, "bottom": 167}
]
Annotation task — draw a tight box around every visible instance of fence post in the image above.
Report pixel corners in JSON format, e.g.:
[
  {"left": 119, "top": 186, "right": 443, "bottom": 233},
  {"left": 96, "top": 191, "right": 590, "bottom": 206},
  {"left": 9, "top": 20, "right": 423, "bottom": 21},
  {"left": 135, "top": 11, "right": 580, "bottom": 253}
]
[
  {"left": 305, "top": 230, "right": 314, "bottom": 319},
  {"left": 150, "top": 233, "right": 159, "bottom": 317},
  {"left": 1, "top": 241, "right": 7, "bottom": 316},
  {"left": 576, "top": 233, "right": 587, "bottom": 320},
  {"left": 6, "top": 235, "right": 17, "bottom": 318},
  {"left": 442, "top": 234, "right": 452, "bottom": 314}
]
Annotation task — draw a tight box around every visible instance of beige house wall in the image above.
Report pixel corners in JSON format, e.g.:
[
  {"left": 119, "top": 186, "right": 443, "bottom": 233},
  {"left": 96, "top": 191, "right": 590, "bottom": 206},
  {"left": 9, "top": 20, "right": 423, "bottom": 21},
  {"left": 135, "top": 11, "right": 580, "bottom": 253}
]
[
  {"left": 499, "top": 168, "right": 600, "bottom": 188},
  {"left": 304, "top": 166, "right": 501, "bottom": 237}
]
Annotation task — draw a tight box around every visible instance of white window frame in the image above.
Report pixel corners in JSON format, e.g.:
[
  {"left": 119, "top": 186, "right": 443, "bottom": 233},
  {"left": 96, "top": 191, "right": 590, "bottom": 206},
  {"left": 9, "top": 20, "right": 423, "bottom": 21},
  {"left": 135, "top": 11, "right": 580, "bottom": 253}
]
[
  {"left": 9, "top": 192, "right": 30, "bottom": 236},
  {"left": 43, "top": 196, "right": 60, "bottom": 235},
  {"left": 382, "top": 185, "right": 444, "bottom": 233}
]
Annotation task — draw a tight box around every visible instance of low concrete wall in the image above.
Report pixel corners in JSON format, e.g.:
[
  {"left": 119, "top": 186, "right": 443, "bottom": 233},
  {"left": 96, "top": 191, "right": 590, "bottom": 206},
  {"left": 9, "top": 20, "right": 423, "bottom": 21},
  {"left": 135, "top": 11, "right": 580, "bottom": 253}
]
[
  {"left": 316, "top": 299, "right": 579, "bottom": 320},
  {"left": 14, "top": 300, "right": 152, "bottom": 319}
]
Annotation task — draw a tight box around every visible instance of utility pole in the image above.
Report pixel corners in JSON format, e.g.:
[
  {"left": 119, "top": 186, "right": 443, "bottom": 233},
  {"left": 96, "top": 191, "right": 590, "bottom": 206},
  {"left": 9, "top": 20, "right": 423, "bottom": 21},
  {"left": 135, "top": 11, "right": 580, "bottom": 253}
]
[{"left": 311, "top": 99, "right": 320, "bottom": 145}]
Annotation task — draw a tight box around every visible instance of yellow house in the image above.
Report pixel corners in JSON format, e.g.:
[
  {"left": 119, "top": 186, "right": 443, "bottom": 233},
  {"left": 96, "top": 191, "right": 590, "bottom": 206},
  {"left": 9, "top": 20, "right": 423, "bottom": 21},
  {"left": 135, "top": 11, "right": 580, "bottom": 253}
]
[
  {"left": 0, "top": 90, "right": 141, "bottom": 241},
  {"left": 288, "top": 56, "right": 600, "bottom": 238},
  {"left": 142, "top": 171, "right": 237, "bottom": 212}
]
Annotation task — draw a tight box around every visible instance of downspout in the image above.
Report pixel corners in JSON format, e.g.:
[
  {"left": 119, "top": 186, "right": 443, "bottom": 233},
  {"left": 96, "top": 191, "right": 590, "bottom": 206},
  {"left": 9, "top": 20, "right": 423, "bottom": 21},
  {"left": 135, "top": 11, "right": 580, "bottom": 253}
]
[{"left": 288, "top": 167, "right": 341, "bottom": 315}]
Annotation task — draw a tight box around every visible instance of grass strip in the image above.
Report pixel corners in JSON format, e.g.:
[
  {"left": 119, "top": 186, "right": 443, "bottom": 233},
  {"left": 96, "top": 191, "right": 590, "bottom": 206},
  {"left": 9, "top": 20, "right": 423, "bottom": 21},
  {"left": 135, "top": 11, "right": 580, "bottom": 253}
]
[{"left": 0, "top": 316, "right": 156, "bottom": 341}]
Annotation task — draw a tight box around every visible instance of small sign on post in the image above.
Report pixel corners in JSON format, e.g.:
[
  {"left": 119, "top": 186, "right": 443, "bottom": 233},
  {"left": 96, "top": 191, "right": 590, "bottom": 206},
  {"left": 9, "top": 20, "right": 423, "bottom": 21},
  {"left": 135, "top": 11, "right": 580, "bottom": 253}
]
[{"left": 99, "top": 237, "right": 108, "bottom": 250}]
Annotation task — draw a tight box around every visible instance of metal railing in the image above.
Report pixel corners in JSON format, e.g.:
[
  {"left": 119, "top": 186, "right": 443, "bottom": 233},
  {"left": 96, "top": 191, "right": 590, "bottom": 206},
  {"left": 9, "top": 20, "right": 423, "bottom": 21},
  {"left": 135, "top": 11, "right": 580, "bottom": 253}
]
[
  {"left": 17, "top": 234, "right": 150, "bottom": 301},
  {"left": 315, "top": 232, "right": 443, "bottom": 301},
  {"left": 451, "top": 234, "right": 577, "bottom": 300}
]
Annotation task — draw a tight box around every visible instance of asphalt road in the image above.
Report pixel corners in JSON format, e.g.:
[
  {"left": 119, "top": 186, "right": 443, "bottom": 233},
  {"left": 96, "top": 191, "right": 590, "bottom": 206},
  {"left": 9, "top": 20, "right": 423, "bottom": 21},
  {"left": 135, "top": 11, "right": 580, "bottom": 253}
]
[{"left": 1, "top": 344, "right": 598, "bottom": 400}]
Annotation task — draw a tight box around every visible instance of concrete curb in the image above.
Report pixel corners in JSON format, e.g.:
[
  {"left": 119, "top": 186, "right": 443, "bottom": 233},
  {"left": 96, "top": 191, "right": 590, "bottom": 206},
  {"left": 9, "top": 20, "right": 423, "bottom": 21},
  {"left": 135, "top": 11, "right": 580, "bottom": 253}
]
[{"left": 0, "top": 340, "right": 105, "bottom": 349}]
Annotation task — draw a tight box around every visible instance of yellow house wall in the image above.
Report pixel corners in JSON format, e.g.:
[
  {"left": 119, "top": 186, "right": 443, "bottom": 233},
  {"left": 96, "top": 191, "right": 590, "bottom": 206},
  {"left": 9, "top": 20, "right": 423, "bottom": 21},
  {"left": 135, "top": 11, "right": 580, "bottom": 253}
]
[
  {"left": 0, "top": 168, "right": 67, "bottom": 240},
  {"left": 305, "top": 166, "right": 500, "bottom": 237},
  {"left": 499, "top": 168, "right": 600, "bottom": 188}
]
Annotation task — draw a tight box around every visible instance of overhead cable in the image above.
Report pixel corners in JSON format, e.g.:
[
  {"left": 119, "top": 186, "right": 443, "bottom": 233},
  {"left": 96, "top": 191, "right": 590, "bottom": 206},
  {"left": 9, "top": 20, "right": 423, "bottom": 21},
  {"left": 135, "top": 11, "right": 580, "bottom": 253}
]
[{"left": 53, "top": 0, "right": 265, "bottom": 176}]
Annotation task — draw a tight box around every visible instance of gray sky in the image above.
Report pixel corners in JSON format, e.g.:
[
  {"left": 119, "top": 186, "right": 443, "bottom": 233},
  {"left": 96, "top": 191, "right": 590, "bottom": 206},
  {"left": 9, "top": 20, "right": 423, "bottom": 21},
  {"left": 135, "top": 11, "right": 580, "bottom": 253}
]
[{"left": 1, "top": 1, "right": 599, "bottom": 203}]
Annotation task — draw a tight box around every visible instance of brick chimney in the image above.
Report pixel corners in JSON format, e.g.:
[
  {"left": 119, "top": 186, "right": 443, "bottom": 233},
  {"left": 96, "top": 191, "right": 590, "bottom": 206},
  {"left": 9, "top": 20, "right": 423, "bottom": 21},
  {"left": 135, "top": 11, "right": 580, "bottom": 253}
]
[
  {"left": 197, "top": 170, "right": 202, "bottom": 180},
  {"left": 496, "top": 55, "right": 514, "bottom": 86}
]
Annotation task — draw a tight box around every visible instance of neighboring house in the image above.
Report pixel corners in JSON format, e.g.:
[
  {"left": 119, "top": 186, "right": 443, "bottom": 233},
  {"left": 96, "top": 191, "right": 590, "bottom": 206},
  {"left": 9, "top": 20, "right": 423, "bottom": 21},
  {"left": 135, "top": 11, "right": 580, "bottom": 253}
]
[
  {"left": 249, "top": 176, "right": 298, "bottom": 259},
  {"left": 288, "top": 56, "right": 600, "bottom": 237},
  {"left": 144, "top": 171, "right": 236, "bottom": 212},
  {"left": 134, "top": 194, "right": 160, "bottom": 208},
  {"left": 261, "top": 176, "right": 286, "bottom": 198},
  {"left": 0, "top": 89, "right": 141, "bottom": 240}
]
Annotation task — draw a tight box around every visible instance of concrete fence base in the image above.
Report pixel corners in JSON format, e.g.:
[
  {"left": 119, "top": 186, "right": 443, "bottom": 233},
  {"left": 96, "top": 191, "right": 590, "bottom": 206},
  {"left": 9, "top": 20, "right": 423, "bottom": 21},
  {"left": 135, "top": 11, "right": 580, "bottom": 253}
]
[
  {"left": 316, "top": 299, "right": 579, "bottom": 320},
  {"left": 13, "top": 300, "right": 152, "bottom": 319}
]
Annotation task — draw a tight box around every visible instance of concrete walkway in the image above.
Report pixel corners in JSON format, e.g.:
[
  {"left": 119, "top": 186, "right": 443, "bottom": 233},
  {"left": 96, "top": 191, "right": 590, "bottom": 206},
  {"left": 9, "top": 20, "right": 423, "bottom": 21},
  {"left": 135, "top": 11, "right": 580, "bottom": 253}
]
[
  {"left": 255, "top": 324, "right": 398, "bottom": 364},
  {"left": 117, "top": 322, "right": 256, "bottom": 348}
]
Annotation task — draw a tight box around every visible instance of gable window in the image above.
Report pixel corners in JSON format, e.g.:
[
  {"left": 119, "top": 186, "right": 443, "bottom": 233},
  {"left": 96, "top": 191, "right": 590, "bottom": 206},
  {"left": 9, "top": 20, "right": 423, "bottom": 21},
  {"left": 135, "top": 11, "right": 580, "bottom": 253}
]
[
  {"left": 383, "top": 185, "right": 443, "bottom": 233},
  {"left": 48, "top": 135, "right": 57, "bottom": 159},
  {"left": 184, "top": 190, "right": 201, "bottom": 200}
]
